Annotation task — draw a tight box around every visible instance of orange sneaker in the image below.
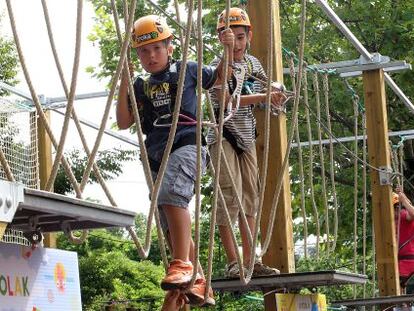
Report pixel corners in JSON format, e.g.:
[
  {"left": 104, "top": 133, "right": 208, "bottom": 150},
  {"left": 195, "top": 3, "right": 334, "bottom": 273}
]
[
  {"left": 161, "top": 259, "right": 194, "bottom": 290},
  {"left": 185, "top": 277, "right": 215, "bottom": 307}
]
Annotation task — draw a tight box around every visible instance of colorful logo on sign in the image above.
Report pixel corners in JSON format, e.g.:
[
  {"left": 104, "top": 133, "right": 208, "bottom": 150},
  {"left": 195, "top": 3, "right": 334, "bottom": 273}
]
[{"left": 54, "top": 263, "right": 66, "bottom": 293}]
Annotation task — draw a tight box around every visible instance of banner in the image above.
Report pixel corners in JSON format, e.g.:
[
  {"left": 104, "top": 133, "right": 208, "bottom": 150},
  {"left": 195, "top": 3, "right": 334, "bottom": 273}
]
[{"left": 0, "top": 242, "right": 82, "bottom": 310}]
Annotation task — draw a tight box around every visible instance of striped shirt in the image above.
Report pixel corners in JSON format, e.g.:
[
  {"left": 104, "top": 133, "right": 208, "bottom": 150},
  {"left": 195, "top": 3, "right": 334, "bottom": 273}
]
[{"left": 206, "top": 54, "right": 267, "bottom": 150}]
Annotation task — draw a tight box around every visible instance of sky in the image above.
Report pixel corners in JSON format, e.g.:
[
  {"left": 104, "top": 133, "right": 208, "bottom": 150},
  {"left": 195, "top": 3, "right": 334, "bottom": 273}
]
[{"left": 0, "top": 0, "right": 152, "bottom": 214}]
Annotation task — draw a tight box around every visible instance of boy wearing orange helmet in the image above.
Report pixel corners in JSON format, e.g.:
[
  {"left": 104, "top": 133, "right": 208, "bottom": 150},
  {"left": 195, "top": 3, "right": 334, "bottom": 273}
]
[
  {"left": 207, "top": 7, "right": 285, "bottom": 278},
  {"left": 394, "top": 186, "right": 414, "bottom": 293},
  {"left": 117, "top": 15, "right": 234, "bottom": 306}
]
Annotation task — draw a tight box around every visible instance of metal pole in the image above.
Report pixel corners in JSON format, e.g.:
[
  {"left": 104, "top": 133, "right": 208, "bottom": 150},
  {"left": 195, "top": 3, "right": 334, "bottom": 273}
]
[
  {"left": 0, "top": 81, "right": 139, "bottom": 148},
  {"left": 315, "top": 0, "right": 414, "bottom": 114}
]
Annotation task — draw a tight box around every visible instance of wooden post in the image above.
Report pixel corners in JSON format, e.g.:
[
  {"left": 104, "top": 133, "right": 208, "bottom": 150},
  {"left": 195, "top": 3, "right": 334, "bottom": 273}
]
[
  {"left": 37, "top": 110, "right": 56, "bottom": 248},
  {"left": 247, "top": 1, "right": 295, "bottom": 310},
  {"left": 363, "top": 69, "right": 400, "bottom": 296}
]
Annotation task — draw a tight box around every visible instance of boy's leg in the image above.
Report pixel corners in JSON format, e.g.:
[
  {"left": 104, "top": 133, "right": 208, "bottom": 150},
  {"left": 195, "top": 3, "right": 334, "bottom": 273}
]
[
  {"left": 239, "top": 214, "right": 255, "bottom": 265},
  {"left": 240, "top": 144, "right": 279, "bottom": 276},
  {"left": 210, "top": 141, "right": 242, "bottom": 268},
  {"left": 162, "top": 204, "right": 191, "bottom": 261},
  {"left": 157, "top": 145, "right": 207, "bottom": 290}
]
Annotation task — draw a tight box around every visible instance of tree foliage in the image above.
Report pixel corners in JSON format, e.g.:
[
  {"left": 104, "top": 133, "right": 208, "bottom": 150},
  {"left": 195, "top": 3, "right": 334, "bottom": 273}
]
[{"left": 0, "top": 16, "right": 19, "bottom": 95}]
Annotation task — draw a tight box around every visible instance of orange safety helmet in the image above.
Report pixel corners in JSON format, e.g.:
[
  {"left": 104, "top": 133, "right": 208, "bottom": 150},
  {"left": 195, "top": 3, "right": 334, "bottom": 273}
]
[
  {"left": 216, "top": 7, "right": 251, "bottom": 31},
  {"left": 131, "top": 15, "right": 172, "bottom": 48},
  {"left": 392, "top": 192, "right": 399, "bottom": 206}
]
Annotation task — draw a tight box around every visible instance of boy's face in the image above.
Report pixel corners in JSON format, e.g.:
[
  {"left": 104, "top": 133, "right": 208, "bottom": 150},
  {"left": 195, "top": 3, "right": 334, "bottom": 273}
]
[
  {"left": 222, "top": 26, "right": 251, "bottom": 61},
  {"left": 136, "top": 41, "right": 173, "bottom": 74}
]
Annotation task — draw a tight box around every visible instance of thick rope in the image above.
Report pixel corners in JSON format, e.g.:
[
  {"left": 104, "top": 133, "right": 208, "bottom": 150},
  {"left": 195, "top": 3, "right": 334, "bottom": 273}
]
[
  {"left": 109, "top": 0, "right": 167, "bottom": 262},
  {"left": 245, "top": 0, "right": 275, "bottom": 281},
  {"left": 5, "top": 0, "right": 82, "bottom": 200},
  {"left": 303, "top": 69, "right": 315, "bottom": 259},
  {"left": 352, "top": 91, "right": 359, "bottom": 298},
  {"left": 290, "top": 56, "right": 308, "bottom": 259},
  {"left": 312, "top": 72, "right": 325, "bottom": 257},
  {"left": 205, "top": 92, "right": 251, "bottom": 283},
  {"left": 0, "top": 147, "right": 15, "bottom": 182},
  {"left": 260, "top": 0, "right": 307, "bottom": 257},
  {"left": 173, "top": 0, "right": 185, "bottom": 48},
  {"left": 79, "top": 0, "right": 136, "bottom": 192},
  {"left": 206, "top": 1, "right": 233, "bottom": 292},
  {"left": 192, "top": 0, "right": 204, "bottom": 292},
  {"left": 45, "top": 0, "right": 82, "bottom": 191},
  {"left": 40, "top": 0, "right": 116, "bottom": 206},
  {"left": 362, "top": 111, "right": 368, "bottom": 299},
  {"left": 322, "top": 73, "right": 339, "bottom": 252}
]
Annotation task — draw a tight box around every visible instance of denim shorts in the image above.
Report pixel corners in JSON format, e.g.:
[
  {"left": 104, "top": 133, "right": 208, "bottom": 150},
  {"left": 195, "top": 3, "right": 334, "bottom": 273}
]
[{"left": 152, "top": 145, "right": 207, "bottom": 232}]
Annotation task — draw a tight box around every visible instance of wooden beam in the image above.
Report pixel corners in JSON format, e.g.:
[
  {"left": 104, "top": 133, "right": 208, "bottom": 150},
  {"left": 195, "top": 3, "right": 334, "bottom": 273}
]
[
  {"left": 36, "top": 110, "right": 56, "bottom": 248},
  {"left": 247, "top": 1, "right": 295, "bottom": 310},
  {"left": 363, "top": 69, "right": 400, "bottom": 296}
]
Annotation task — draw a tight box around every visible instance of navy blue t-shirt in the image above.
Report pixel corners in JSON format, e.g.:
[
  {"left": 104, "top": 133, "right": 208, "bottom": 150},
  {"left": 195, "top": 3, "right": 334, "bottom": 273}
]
[{"left": 131, "top": 60, "right": 217, "bottom": 164}]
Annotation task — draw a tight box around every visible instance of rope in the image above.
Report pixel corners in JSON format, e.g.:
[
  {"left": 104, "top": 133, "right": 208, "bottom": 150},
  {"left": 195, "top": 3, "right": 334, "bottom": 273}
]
[
  {"left": 291, "top": 56, "right": 308, "bottom": 259},
  {"left": 40, "top": 0, "right": 117, "bottom": 206},
  {"left": 78, "top": 0, "right": 136, "bottom": 193},
  {"left": 260, "top": 0, "right": 307, "bottom": 257},
  {"left": 5, "top": 0, "right": 82, "bottom": 199},
  {"left": 192, "top": 0, "right": 204, "bottom": 293},
  {"left": 0, "top": 147, "right": 15, "bottom": 182},
  {"left": 303, "top": 69, "right": 316, "bottom": 259},
  {"left": 207, "top": 1, "right": 233, "bottom": 292},
  {"left": 352, "top": 89, "right": 359, "bottom": 298},
  {"left": 110, "top": 0, "right": 167, "bottom": 262},
  {"left": 205, "top": 91, "right": 252, "bottom": 283},
  {"left": 45, "top": 0, "right": 82, "bottom": 191},
  {"left": 245, "top": 0, "right": 275, "bottom": 281},
  {"left": 173, "top": 0, "right": 185, "bottom": 49},
  {"left": 362, "top": 111, "right": 368, "bottom": 300},
  {"left": 323, "top": 73, "right": 339, "bottom": 252},
  {"left": 312, "top": 72, "right": 325, "bottom": 257}
]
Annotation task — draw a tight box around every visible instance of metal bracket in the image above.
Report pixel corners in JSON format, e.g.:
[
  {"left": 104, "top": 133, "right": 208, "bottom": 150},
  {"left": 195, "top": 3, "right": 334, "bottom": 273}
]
[
  {"left": 378, "top": 166, "right": 393, "bottom": 185},
  {"left": 0, "top": 180, "right": 24, "bottom": 224},
  {"left": 358, "top": 53, "right": 389, "bottom": 65}
]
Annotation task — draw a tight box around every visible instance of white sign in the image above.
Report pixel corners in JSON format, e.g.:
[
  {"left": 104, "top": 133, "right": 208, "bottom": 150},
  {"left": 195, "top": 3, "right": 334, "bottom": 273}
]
[{"left": 0, "top": 242, "right": 82, "bottom": 310}]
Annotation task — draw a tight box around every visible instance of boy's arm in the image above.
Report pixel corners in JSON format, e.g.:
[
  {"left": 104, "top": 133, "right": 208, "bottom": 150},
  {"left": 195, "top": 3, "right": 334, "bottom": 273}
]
[
  {"left": 396, "top": 186, "right": 414, "bottom": 221},
  {"left": 116, "top": 63, "right": 135, "bottom": 129}
]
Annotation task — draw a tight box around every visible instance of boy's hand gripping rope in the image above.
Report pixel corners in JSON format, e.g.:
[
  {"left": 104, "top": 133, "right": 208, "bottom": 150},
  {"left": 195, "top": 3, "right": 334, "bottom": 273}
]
[{"left": 153, "top": 63, "right": 246, "bottom": 128}]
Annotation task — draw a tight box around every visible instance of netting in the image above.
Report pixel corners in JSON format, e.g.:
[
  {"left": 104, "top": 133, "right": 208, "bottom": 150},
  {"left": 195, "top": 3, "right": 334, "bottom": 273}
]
[
  {"left": 0, "top": 97, "right": 39, "bottom": 189},
  {"left": 0, "top": 97, "right": 38, "bottom": 246}
]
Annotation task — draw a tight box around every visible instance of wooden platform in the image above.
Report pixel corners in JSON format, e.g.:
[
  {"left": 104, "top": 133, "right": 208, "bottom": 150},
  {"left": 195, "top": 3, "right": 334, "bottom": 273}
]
[
  {"left": 212, "top": 270, "right": 367, "bottom": 293},
  {"left": 9, "top": 188, "right": 136, "bottom": 233},
  {"left": 332, "top": 294, "right": 414, "bottom": 308}
]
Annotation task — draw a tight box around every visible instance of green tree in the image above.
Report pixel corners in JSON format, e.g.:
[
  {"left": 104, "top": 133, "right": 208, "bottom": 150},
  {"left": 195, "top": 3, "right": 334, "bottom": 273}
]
[{"left": 0, "top": 17, "right": 19, "bottom": 95}]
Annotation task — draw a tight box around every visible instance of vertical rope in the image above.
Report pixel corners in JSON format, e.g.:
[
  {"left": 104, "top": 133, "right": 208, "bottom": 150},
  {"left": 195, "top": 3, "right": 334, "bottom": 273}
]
[
  {"left": 192, "top": 0, "right": 204, "bottom": 293},
  {"left": 45, "top": 0, "right": 83, "bottom": 191},
  {"left": 303, "top": 69, "right": 316, "bottom": 259},
  {"left": 260, "top": 0, "right": 307, "bottom": 257},
  {"left": 290, "top": 57, "right": 308, "bottom": 259},
  {"left": 207, "top": 0, "right": 232, "bottom": 291},
  {"left": 0, "top": 148, "right": 15, "bottom": 182},
  {"left": 312, "top": 72, "right": 325, "bottom": 258},
  {"left": 247, "top": 0, "right": 275, "bottom": 281},
  {"left": 362, "top": 111, "right": 368, "bottom": 300},
  {"left": 173, "top": 0, "right": 185, "bottom": 48},
  {"left": 322, "top": 73, "right": 338, "bottom": 252},
  {"left": 352, "top": 92, "right": 359, "bottom": 298}
]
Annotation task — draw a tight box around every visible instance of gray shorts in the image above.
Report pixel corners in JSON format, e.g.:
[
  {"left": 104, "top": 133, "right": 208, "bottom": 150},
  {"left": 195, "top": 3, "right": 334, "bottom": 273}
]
[{"left": 152, "top": 145, "right": 207, "bottom": 232}]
